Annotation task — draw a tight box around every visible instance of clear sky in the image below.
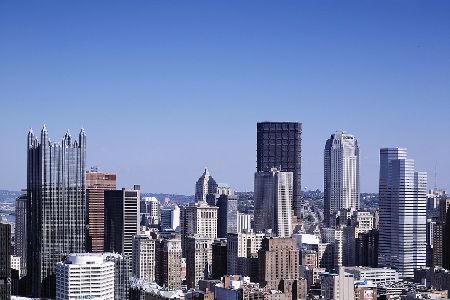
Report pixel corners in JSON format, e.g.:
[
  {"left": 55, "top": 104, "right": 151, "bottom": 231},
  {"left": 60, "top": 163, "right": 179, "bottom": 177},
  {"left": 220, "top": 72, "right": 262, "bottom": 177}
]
[{"left": 1, "top": 1, "right": 449, "bottom": 194}]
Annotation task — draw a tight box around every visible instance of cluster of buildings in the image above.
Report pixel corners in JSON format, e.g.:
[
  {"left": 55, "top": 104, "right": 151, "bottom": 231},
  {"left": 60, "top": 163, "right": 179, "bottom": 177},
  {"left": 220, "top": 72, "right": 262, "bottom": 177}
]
[{"left": 0, "top": 122, "right": 449, "bottom": 300}]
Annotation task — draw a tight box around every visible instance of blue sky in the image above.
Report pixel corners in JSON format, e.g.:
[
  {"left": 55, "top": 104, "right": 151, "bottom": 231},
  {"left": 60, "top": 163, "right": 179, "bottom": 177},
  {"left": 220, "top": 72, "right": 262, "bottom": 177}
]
[{"left": 1, "top": 1, "right": 449, "bottom": 194}]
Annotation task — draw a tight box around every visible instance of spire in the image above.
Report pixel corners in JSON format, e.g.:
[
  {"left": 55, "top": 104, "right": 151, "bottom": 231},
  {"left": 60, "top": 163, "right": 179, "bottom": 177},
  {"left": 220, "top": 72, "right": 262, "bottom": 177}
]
[{"left": 42, "top": 124, "right": 47, "bottom": 132}]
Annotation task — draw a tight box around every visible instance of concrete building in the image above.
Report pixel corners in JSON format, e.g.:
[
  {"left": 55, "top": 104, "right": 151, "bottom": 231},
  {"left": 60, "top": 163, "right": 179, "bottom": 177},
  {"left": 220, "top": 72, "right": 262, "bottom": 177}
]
[
  {"left": 258, "top": 237, "right": 302, "bottom": 300},
  {"left": 320, "top": 269, "right": 355, "bottom": 300},
  {"left": 141, "top": 197, "right": 160, "bottom": 228},
  {"left": 227, "top": 231, "right": 266, "bottom": 275},
  {"left": 55, "top": 253, "right": 115, "bottom": 300},
  {"left": 27, "top": 127, "right": 86, "bottom": 298},
  {"left": 132, "top": 234, "right": 157, "bottom": 282},
  {"left": 10, "top": 256, "right": 20, "bottom": 278},
  {"left": 157, "top": 239, "right": 182, "bottom": 290},
  {"left": 185, "top": 236, "right": 212, "bottom": 289},
  {"left": 354, "top": 281, "right": 377, "bottom": 300},
  {"left": 355, "top": 229, "right": 378, "bottom": 267},
  {"left": 324, "top": 132, "right": 360, "bottom": 227},
  {"left": 257, "top": 122, "right": 302, "bottom": 218},
  {"left": 161, "top": 204, "right": 181, "bottom": 232},
  {"left": 344, "top": 267, "right": 400, "bottom": 285},
  {"left": 104, "top": 253, "right": 130, "bottom": 300},
  {"left": 195, "top": 168, "right": 218, "bottom": 203},
  {"left": 254, "top": 168, "right": 293, "bottom": 237},
  {"left": 237, "top": 213, "right": 252, "bottom": 233},
  {"left": 378, "top": 148, "right": 427, "bottom": 279},
  {"left": 211, "top": 239, "right": 227, "bottom": 280},
  {"left": 215, "top": 275, "right": 289, "bottom": 300},
  {"left": 14, "top": 193, "right": 27, "bottom": 277},
  {"left": 180, "top": 201, "right": 217, "bottom": 256},
  {"left": 86, "top": 171, "right": 117, "bottom": 252},
  {"left": 217, "top": 193, "right": 239, "bottom": 238},
  {"left": 0, "top": 222, "right": 11, "bottom": 300},
  {"left": 129, "top": 280, "right": 184, "bottom": 300},
  {"left": 104, "top": 186, "right": 140, "bottom": 256}
]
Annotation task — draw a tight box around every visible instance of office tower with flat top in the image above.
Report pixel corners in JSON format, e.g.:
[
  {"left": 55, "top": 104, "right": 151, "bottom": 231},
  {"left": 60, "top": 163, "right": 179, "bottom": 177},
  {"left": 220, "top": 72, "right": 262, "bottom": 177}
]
[
  {"left": 27, "top": 126, "right": 86, "bottom": 298},
  {"left": 257, "top": 122, "right": 302, "bottom": 217}
]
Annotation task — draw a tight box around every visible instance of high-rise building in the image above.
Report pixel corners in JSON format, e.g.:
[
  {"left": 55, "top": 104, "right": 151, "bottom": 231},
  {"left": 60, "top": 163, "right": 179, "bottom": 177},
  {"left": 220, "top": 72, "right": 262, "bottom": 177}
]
[
  {"left": 195, "top": 168, "right": 218, "bottom": 203},
  {"left": 0, "top": 222, "right": 11, "bottom": 300},
  {"left": 378, "top": 148, "right": 427, "bottom": 279},
  {"left": 180, "top": 201, "right": 217, "bottom": 256},
  {"left": 443, "top": 199, "right": 450, "bottom": 270},
  {"left": 132, "top": 234, "right": 157, "bottom": 282},
  {"left": 237, "top": 213, "right": 252, "bottom": 233},
  {"left": 14, "top": 193, "right": 27, "bottom": 277},
  {"left": 160, "top": 204, "right": 181, "bottom": 232},
  {"left": 216, "top": 193, "right": 238, "bottom": 238},
  {"left": 86, "top": 171, "right": 117, "bottom": 252},
  {"left": 104, "top": 253, "right": 130, "bottom": 300},
  {"left": 254, "top": 168, "right": 293, "bottom": 237},
  {"left": 257, "top": 122, "right": 302, "bottom": 218},
  {"left": 141, "top": 197, "right": 160, "bottom": 227},
  {"left": 27, "top": 126, "right": 86, "bottom": 298},
  {"left": 355, "top": 229, "right": 379, "bottom": 268},
  {"left": 156, "top": 238, "right": 182, "bottom": 290},
  {"left": 258, "top": 237, "right": 301, "bottom": 300},
  {"left": 56, "top": 253, "right": 115, "bottom": 300},
  {"left": 104, "top": 186, "right": 140, "bottom": 257},
  {"left": 185, "top": 236, "right": 212, "bottom": 289},
  {"left": 324, "top": 132, "right": 360, "bottom": 227},
  {"left": 211, "top": 239, "right": 227, "bottom": 280},
  {"left": 227, "top": 232, "right": 266, "bottom": 275}
]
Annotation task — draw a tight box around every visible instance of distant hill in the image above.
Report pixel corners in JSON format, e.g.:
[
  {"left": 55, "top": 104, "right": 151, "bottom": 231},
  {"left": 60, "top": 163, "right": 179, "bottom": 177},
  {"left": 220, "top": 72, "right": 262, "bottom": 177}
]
[
  {"left": 141, "top": 192, "right": 194, "bottom": 204},
  {"left": 0, "top": 190, "right": 22, "bottom": 202}
]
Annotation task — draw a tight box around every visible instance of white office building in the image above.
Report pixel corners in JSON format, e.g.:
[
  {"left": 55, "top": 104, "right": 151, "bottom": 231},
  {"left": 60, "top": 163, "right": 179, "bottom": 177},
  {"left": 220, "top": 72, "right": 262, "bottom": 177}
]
[
  {"left": 160, "top": 204, "right": 181, "bottom": 231},
  {"left": 56, "top": 253, "right": 115, "bottom": 300},
  {"left": 324, "top": 132, "right": 360, "bottom": 227},
  {"left": 344, "top": 267, "right": 400, "bottom": 285},
  {"left": 378, "top": 148, "right": 427, "bottom": 279}
]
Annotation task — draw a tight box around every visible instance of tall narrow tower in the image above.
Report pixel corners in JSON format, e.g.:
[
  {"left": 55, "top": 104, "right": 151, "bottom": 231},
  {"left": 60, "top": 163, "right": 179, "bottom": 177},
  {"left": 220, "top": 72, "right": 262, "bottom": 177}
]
[
  {"left": 27, "top": 126, "right": 86, "bottom": 298},
  {"left": 378, "top": 148, "right": 427, "bottom": 279},
  {"left": 195, "top": 168, "right": 218, "bottom": 202},
  {"left": 324, "top": 132, "right": 360, "bottom": 227}
]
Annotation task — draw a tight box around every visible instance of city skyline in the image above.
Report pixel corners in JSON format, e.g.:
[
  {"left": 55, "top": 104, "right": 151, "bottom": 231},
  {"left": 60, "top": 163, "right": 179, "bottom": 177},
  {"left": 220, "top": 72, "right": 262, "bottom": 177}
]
[{"left": 1, "top": 1, "right": 450, "bottom": 194}]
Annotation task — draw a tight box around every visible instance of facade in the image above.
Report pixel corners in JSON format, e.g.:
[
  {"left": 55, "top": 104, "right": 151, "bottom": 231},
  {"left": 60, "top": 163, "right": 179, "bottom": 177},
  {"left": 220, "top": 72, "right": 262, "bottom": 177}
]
[
  {"left": 132, "top": 234, "right": 157, "bottom": 282},
  {"left": 157, "top": 239, "right": 182, "bottom": 290},
  {"left": 27, "top": 126, "right": 86, "bottom": 298},
  {"left": 258, "top": 237, "right": 301, "bottom": 300},
  {"left": 14, "top": 193, "right": 27, "bottom": 277},
  {"left": 180, "top": 201, "right": 217, "bottom": 256},
  {"left": 256, "top": 122, "right": 302, "bottom": 217},
  {"left": 161, "top": 204, "right": 181, "bottom": 232},
  {"left": 104, "top": 186, "right": 140, "bottom": 256},
  {"left": 56, "top": 253, "right": 115, "bottom": 300},
  {"left": 104, "top": 253, "right": 130, "bottom": 300},
  {"left": 10, "top": 256, "right": 21, "bottom": 278},
  {"left": 324, "top": 132, "right": 360, "bottom": 227},
  {"left": 211, "top": 239, "right": 227, "bottom": 280},
  {"left": 378, "top": 148, "right": 427, "bottom": 278},
  {"left": 185, "top": 236, "right": 212, "bottom": 289},
  {"left": 195, "top": 168, "right": 218, "bottom": 202},
  {"left": 254, "top": 168, "right": 293, "bottom": 237},
  {"left": 216, "top": 193, "right": 238, "bottom": 238},
  {"left": 86, "top": 171, "right": 117, "bottom": 252},
  {"left": 141, "top": 197, "right": 160, "bottom": 227},
  {"left": 0, "top": 222, "right": 11, "bottom": 300},
  {"left": 344, "top": 267, "right": 399, "bottom": 285},
  {"left": 320, "top": 270, "right": 355, "bottom": 300},
  {"left": 355, "top": 229, "right": 379, "bottom": 267},
  {"left": 237, "top": 213, "right": 252, "bottom": 233},
  {"left": 227, "top": 232, "right": 266, "bottom": 275}
]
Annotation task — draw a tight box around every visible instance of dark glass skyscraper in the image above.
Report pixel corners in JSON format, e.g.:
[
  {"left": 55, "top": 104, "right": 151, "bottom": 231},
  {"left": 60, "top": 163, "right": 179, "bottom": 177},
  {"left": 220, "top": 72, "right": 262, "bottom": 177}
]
[
  {"left": 0, "top": 221, "right": 11, "bottom": 300},
  {"left": 27, "top": 126, "right": 86, "bottom": 298},
  {"left": 257, "top": 122, "right": 302, "bottom": 217}
]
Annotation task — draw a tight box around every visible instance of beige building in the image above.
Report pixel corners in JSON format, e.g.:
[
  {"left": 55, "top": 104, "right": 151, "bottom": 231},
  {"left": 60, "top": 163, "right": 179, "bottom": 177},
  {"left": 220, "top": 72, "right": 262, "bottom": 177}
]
[
  {"left": 185, "top": 236, "right": 212, "bottom": 289},
  {"left": 132, "top": 233, "right": 157, "bottom": 282},
  {"left": 227, "top": 231, "right": 266, "bottom": 274}
]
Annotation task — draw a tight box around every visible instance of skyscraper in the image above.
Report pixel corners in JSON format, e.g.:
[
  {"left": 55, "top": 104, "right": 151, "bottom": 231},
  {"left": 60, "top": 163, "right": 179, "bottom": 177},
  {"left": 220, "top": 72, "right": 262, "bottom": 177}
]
[
  {"left": 156, "top": 238, "right": 182, "bottom": 290},
  {"left": 86, "top": 171, "right": 117, "bottom": 252},
  {"left": 27, "top": 126, "right": 86, "bottom": 298},
  {"left": 140, "top": 197, "right": 160, "bottom": 227},
  {"left": 132, "top": 234, "right": 157, "bottom": 282},
  {"left": 185, "top": 236, "right": 212, "bottom": 289},
  {"left": 257, "top": 122, "right": 302, "bottom": 217},
  {"left": 378, "top": 148, "right": 427, "bottom": 279},
  {"left": 254, "top": 168, "right": 293, "bottom": 237},
  {"left": 104, "top": 187, "right": 140, "bottom": 257},
  {"left": 160, "top": 204, "right": 181, "bottom": 232},
  {"left": 324, "top": 132, "right": 360, "bottom": 227},
  {"left": 14, "top": 192, "right": 27, "bottom": 277},
  {"left": 0, "top": 221, "right": 11, "bottom": 300},
  {"left": 216, "top": 193, "right": 238, "bottom": 238},
  {"left": 195, "top": 168, "right": 218, "bottom": 203}
]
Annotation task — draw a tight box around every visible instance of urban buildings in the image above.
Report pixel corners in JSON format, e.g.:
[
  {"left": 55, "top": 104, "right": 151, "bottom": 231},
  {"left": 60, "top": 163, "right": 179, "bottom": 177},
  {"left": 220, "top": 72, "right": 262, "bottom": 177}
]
[
  {"left": 156, "top": 238, "right": 182, "bottom": 290},
  {"left": 55, "top": 253, "right": 115, "bottom": 300},
  {"left": 86, "top": 170, "right": 117, "bottom": 252},
  {"left": 211, "top": 239, "right": 227, "bottom": 280},
  {"left": 344, "top": 267, "right": 399, "bottom": 285},
  {"left": 320, "top": 269, "right": 355, "bottom": 300},
  {"left": 258, "top": 237, "right": 301, "bottom": 300},
  {"left": 104, "top": 186, "right": 140, "bottom": 257},
  {"left": 0, "top": 221, "right": 11, "bottom": 300},
  {"left": 324, "top": 132, "right": 360, "bottom": 227},
  {"left": 256, "top": 122, "right": 302, "bottom": 217},
  {"left": 378, "top": 148, "right": 427, "bottom": 279},
  {"left": 14, "top": 192, "right": 27, "bottom": 277},
  {"left": 195, "top": 168, "right": 218, "bottom": 203},
  {"left": 27, "top": 126, "right": 86, "bottom": 298},
  {"left": 216, "top": 193, "right": 238, "bottom": 238},
  {"left": 254, "top": 168, "right": 293, "bottom": 237},
  {"left": 227, "top": 231, "right": 266, "bottom": 275},
  {"left": 132, "top": 234, "right": 157, "bottom": 282},
  {"left": 185, "top": 236, "right": 212, "bottom": 289},
  {"left": 161, "top": 204, "right": 181, "bottom": 232},
  {"left": 141, "top": 197, "right": 160, "bottom": 228}
]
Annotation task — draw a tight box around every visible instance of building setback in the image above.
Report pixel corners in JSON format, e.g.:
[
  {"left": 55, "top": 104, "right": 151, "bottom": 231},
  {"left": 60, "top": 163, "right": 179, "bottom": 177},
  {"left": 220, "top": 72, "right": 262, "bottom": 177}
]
[
  {"left": 257, "top": 122, "right": 302, "bottom": 218},
  {"left": 86, "top": 171, "right": 117, "bottom": 252},
  {"left": 27, "top": 126, "right": 86, "bottom": 298}
]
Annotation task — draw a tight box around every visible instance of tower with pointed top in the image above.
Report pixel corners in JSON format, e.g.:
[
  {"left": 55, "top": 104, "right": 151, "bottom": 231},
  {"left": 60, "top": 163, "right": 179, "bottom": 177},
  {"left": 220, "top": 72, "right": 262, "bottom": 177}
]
[
  {"left": 195, "top": 168, "right": 218, "bottom": 202},
  {"left": 27, "top": 126, "right": 86, "bottom": 298}
]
